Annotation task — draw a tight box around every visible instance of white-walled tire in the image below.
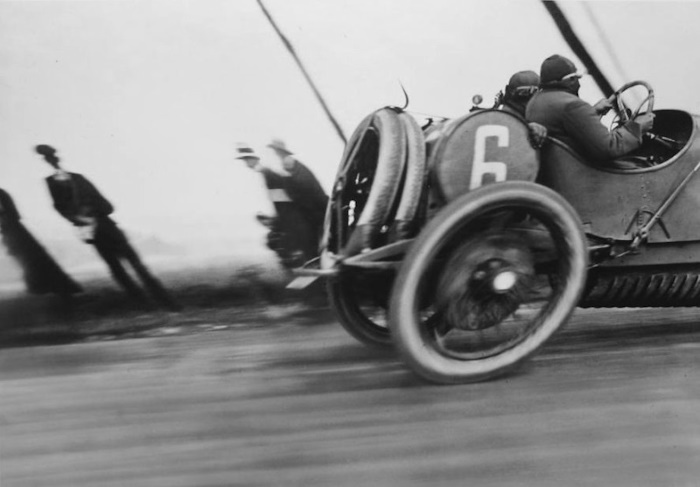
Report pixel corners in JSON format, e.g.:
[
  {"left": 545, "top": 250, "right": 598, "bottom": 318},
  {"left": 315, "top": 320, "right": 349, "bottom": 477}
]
[{"left": 389, "top": 181, "right": 588, "bottom": 384}]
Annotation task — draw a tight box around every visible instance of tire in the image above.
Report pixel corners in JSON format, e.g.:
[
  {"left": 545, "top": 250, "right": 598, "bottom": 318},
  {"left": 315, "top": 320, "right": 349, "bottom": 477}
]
[
  {"left": 331, "top": 108, "right": 406, "bottom": 257},
  {"left": 389, "top": 111, "right": 427, "bottom": 240},
  {"left": 389, "top": 181, "right": 588, "bottom": 384},
  {"left": 322, "top": 108, "right": 426, "bottom": 349},
  {"left": 327, "top": 270, "right": 393, "bottom": 348}
]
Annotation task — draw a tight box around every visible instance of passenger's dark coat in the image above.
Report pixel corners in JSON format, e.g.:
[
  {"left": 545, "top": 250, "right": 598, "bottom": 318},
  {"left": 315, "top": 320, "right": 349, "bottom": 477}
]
[
  {"left": 526, "top": 88, "right": 643, "bottom": 162},
  {"left": 0, "top": 188, "right": 82, "bottom": 295}
]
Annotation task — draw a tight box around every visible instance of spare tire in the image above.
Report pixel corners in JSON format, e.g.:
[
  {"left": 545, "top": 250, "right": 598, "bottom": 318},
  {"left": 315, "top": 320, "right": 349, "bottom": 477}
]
[
  {"left": 325, "top": 108, "right": 406, "bottom": 257},
  {"left": 322, "top": 107, "right": 427, "bottom": 349},
  {"left": 388, "top": 111, "right": 428, "bottom": 240}
]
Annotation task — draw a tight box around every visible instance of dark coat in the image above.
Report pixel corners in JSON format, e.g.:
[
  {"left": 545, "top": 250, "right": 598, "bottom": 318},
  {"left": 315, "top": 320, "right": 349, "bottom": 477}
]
[
  {"left": 46, "top": 172, "right": 114, "bottom": 225},
  {"left": 257, "top": 165, "right": 322, "bottom": 264},
  {"left": 284, "top": 160, "right": 329, "bottom": 230},
  {"left": 0, "top": 188, "right": 81, "bottom": 295},
  {"left": 499, "top": 100, "right": 526, "bottom": 119},
  {"left": 526, "top": 88, "right": 643, "bottom": 162},
  {"left": 46, "top": 172, "right": 128, "bottom": 250}
]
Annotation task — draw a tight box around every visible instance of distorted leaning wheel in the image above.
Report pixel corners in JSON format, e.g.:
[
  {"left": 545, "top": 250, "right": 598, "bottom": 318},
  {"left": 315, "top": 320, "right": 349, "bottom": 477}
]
[
  {"left": 389, "top": 181, "right": 588, "bottom": 384},
  {"left": 326, "top": 108, "right": 406, "bottom": 258},
  {"left": 323, "top": 108, "right": 417, "bottom": 349}
]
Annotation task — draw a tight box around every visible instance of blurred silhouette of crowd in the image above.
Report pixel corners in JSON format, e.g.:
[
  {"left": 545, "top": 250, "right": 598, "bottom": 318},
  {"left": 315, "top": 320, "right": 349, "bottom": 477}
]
[
  {"left": 235, "top": 139, "right": 328, "bottom": 270},
  {"left": 0, "top": 144, "right": 181, "bottom": 312},
  {"left": 0, "top": 138, "right": 328, "bottom": 314}
]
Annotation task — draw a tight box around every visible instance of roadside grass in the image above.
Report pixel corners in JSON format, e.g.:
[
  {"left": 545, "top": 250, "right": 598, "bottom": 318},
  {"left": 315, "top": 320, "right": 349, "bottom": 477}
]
[{"left": 0, "top": 259, "right": 331, "bottom": 348}]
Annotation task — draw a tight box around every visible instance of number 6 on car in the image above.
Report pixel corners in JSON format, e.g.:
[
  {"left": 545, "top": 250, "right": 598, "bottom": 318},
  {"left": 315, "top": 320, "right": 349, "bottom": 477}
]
[{"left": 470, "top": 125, "right": 509, "bottom": 190}]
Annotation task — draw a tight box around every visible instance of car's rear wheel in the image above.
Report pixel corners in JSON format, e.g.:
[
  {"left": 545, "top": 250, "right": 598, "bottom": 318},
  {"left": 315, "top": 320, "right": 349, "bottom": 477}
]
[
  {"left": 327, "top": 270, "right": 393, "bottom": 348},
  {"left": 389, "top": 182, "right": 588, "bottom": 383}
]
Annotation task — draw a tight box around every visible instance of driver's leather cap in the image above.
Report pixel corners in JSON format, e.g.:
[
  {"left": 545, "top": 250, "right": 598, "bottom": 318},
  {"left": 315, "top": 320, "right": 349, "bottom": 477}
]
[{"left": 540, "top": 54, "right": 578, "bottom": 85}]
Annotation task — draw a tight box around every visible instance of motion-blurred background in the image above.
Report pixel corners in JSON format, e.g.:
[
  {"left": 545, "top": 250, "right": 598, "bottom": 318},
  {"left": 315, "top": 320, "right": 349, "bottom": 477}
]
[{"left": 1, "top": 0, "right": 696, "bottom": 284}]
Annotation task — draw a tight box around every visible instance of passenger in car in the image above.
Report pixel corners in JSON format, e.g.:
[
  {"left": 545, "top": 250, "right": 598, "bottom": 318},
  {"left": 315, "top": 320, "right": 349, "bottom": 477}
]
[
  {"left": 495, "top": 70, "right": 540, "bottom": 118},
  {"left": 526, "top": 54, "right": 655, "bottom": 163},
  {"left": 495, "top": 70, "right": 548, "bottom": 149}
]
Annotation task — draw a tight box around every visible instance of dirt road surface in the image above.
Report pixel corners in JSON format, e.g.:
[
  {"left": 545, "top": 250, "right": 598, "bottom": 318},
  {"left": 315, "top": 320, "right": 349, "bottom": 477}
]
[{"left": 2, "top": 305, "right": 700, "bottom": 486}]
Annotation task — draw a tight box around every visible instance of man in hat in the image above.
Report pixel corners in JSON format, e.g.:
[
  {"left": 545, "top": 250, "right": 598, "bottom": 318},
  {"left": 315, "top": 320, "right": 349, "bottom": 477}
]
[
  {"left": 35, "top": 144, "right": 180, "bottom": 311},
  {"left": 526, "top": 54, "right": 655, "bottom": 163},
  {"left": 236, "top": 142, "right": 314, "bottom": 268},
  {"left": 235, "top": 142, "right": 290, "bottom": 207},
  {"left": 267, "top": 138, "right": 328, "bottom": 243},
  {"left": 496, "top": 70, "right": 541, "bottom": 118},
  {"left": 495, "top": 70, "right": 548, "bottom": 148}
]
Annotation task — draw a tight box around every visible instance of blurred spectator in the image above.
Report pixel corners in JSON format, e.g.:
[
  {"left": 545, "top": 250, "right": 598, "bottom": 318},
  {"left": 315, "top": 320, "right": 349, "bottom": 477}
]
[
  {"left": 35, "top": 144, "right": 180, "bottom": 311},
  {"left": 0, "top": 187, "right": 82, "bottom": 298},
  {"left": 236, "top": 142, "right": 326, "bottom": 268},
  {"left": 267, "top": 138, "right": 329, "bottom": 246}
]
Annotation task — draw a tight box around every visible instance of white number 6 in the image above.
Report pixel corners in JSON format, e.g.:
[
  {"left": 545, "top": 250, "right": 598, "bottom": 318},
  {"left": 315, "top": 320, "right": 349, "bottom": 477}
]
[{"left": 469, "top": 125, "right": 509, "bottom": 190}]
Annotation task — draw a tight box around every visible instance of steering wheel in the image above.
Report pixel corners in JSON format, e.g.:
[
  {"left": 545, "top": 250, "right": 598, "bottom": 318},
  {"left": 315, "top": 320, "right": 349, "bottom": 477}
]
[{"left": 609, "top": 80, "right": 654, "bottom": 125}]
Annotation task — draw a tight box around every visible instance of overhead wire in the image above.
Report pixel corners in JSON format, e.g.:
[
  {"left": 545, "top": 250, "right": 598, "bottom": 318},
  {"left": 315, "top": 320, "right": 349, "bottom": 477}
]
[
  {"left": 580, "top": 2, "right": 641, "bottom": 106},
  {"left": 256, "top": 0, "right": 347, "bottom": 145},
  {"left": 540, "top": 0, "right": 615, "bottom": 98},
  {"left": 580, "top": 2, "right": 630, "bottom": 83}
]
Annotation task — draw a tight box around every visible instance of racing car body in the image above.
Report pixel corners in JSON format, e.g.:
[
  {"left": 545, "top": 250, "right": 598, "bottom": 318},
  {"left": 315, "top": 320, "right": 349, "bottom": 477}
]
[
  {"left": 316, "top": 84, "right": 700, "bottom": 384},
  {"left": 541, "top": 109, "right": 697, "bottom": 248}
]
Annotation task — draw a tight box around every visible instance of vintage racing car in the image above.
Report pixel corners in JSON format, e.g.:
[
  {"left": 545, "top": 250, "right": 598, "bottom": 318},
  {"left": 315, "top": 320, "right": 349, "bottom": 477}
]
[{"left": 312, "top": 81, "right": 699, "bottom": 384}]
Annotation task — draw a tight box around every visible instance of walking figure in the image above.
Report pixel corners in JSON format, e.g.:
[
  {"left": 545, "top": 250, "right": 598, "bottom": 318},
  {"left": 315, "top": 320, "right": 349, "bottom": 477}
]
[
  {"left": 236, "top": 142, "right": 328, "bottom": 268},
  {"left": 268, "top": 138, "right": 328, "bottom": 249},
  {"left": 35, "top": 144, "right": 180, "bottom": 311}
]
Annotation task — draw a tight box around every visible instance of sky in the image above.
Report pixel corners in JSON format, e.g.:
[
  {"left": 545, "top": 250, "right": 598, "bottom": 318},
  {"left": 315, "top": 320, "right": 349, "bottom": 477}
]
[{"left": 2, "top": 0, "right": 700, "bottom": 267}]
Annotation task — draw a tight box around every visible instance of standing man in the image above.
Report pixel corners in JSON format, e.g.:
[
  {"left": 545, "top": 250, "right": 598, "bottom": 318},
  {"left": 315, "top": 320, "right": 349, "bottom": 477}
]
[
  {"left": 0, "top": 187, "right": 82, "bottom": 298},
  {"left": 35, "top": 144, "right": 180, "bottom": 311}
]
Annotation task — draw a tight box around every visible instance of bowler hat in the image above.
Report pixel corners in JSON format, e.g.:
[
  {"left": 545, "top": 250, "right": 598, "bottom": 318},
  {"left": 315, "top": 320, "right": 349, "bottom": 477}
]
[
  {"left": 267, "top": 138, "right": 293, "bottom": 155},
  {"left": 35, "top": 144, "right": 57, "bottom": 156},
  {"left": 540, "top": 54, "right": 581, "bottom": 85},
  {"left": 235, "top": 142, "right": 259, "bottom": 160}
]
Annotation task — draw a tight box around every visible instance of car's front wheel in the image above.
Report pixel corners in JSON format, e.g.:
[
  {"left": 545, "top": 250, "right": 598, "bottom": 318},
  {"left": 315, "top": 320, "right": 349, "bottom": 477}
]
[{"left": 389, "top": 181, "right": 588, "bottom": 384}]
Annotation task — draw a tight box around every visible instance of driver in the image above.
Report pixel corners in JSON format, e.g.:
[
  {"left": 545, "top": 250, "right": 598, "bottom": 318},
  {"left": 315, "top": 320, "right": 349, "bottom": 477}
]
[{"left": 526, "top": 54, "right": 655, "bottom": 163}]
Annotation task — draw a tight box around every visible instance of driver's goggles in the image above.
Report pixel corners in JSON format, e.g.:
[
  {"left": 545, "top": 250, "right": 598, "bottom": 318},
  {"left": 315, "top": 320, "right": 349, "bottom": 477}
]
[{"left": 561, "top": 71, "right": 587, "bottom": 81}]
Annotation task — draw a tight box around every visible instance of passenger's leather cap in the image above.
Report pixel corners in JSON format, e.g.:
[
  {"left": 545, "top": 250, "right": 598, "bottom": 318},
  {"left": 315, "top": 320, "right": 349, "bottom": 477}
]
[{"left": 508, "top": 70, "right": 540, "bottom": 90}]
